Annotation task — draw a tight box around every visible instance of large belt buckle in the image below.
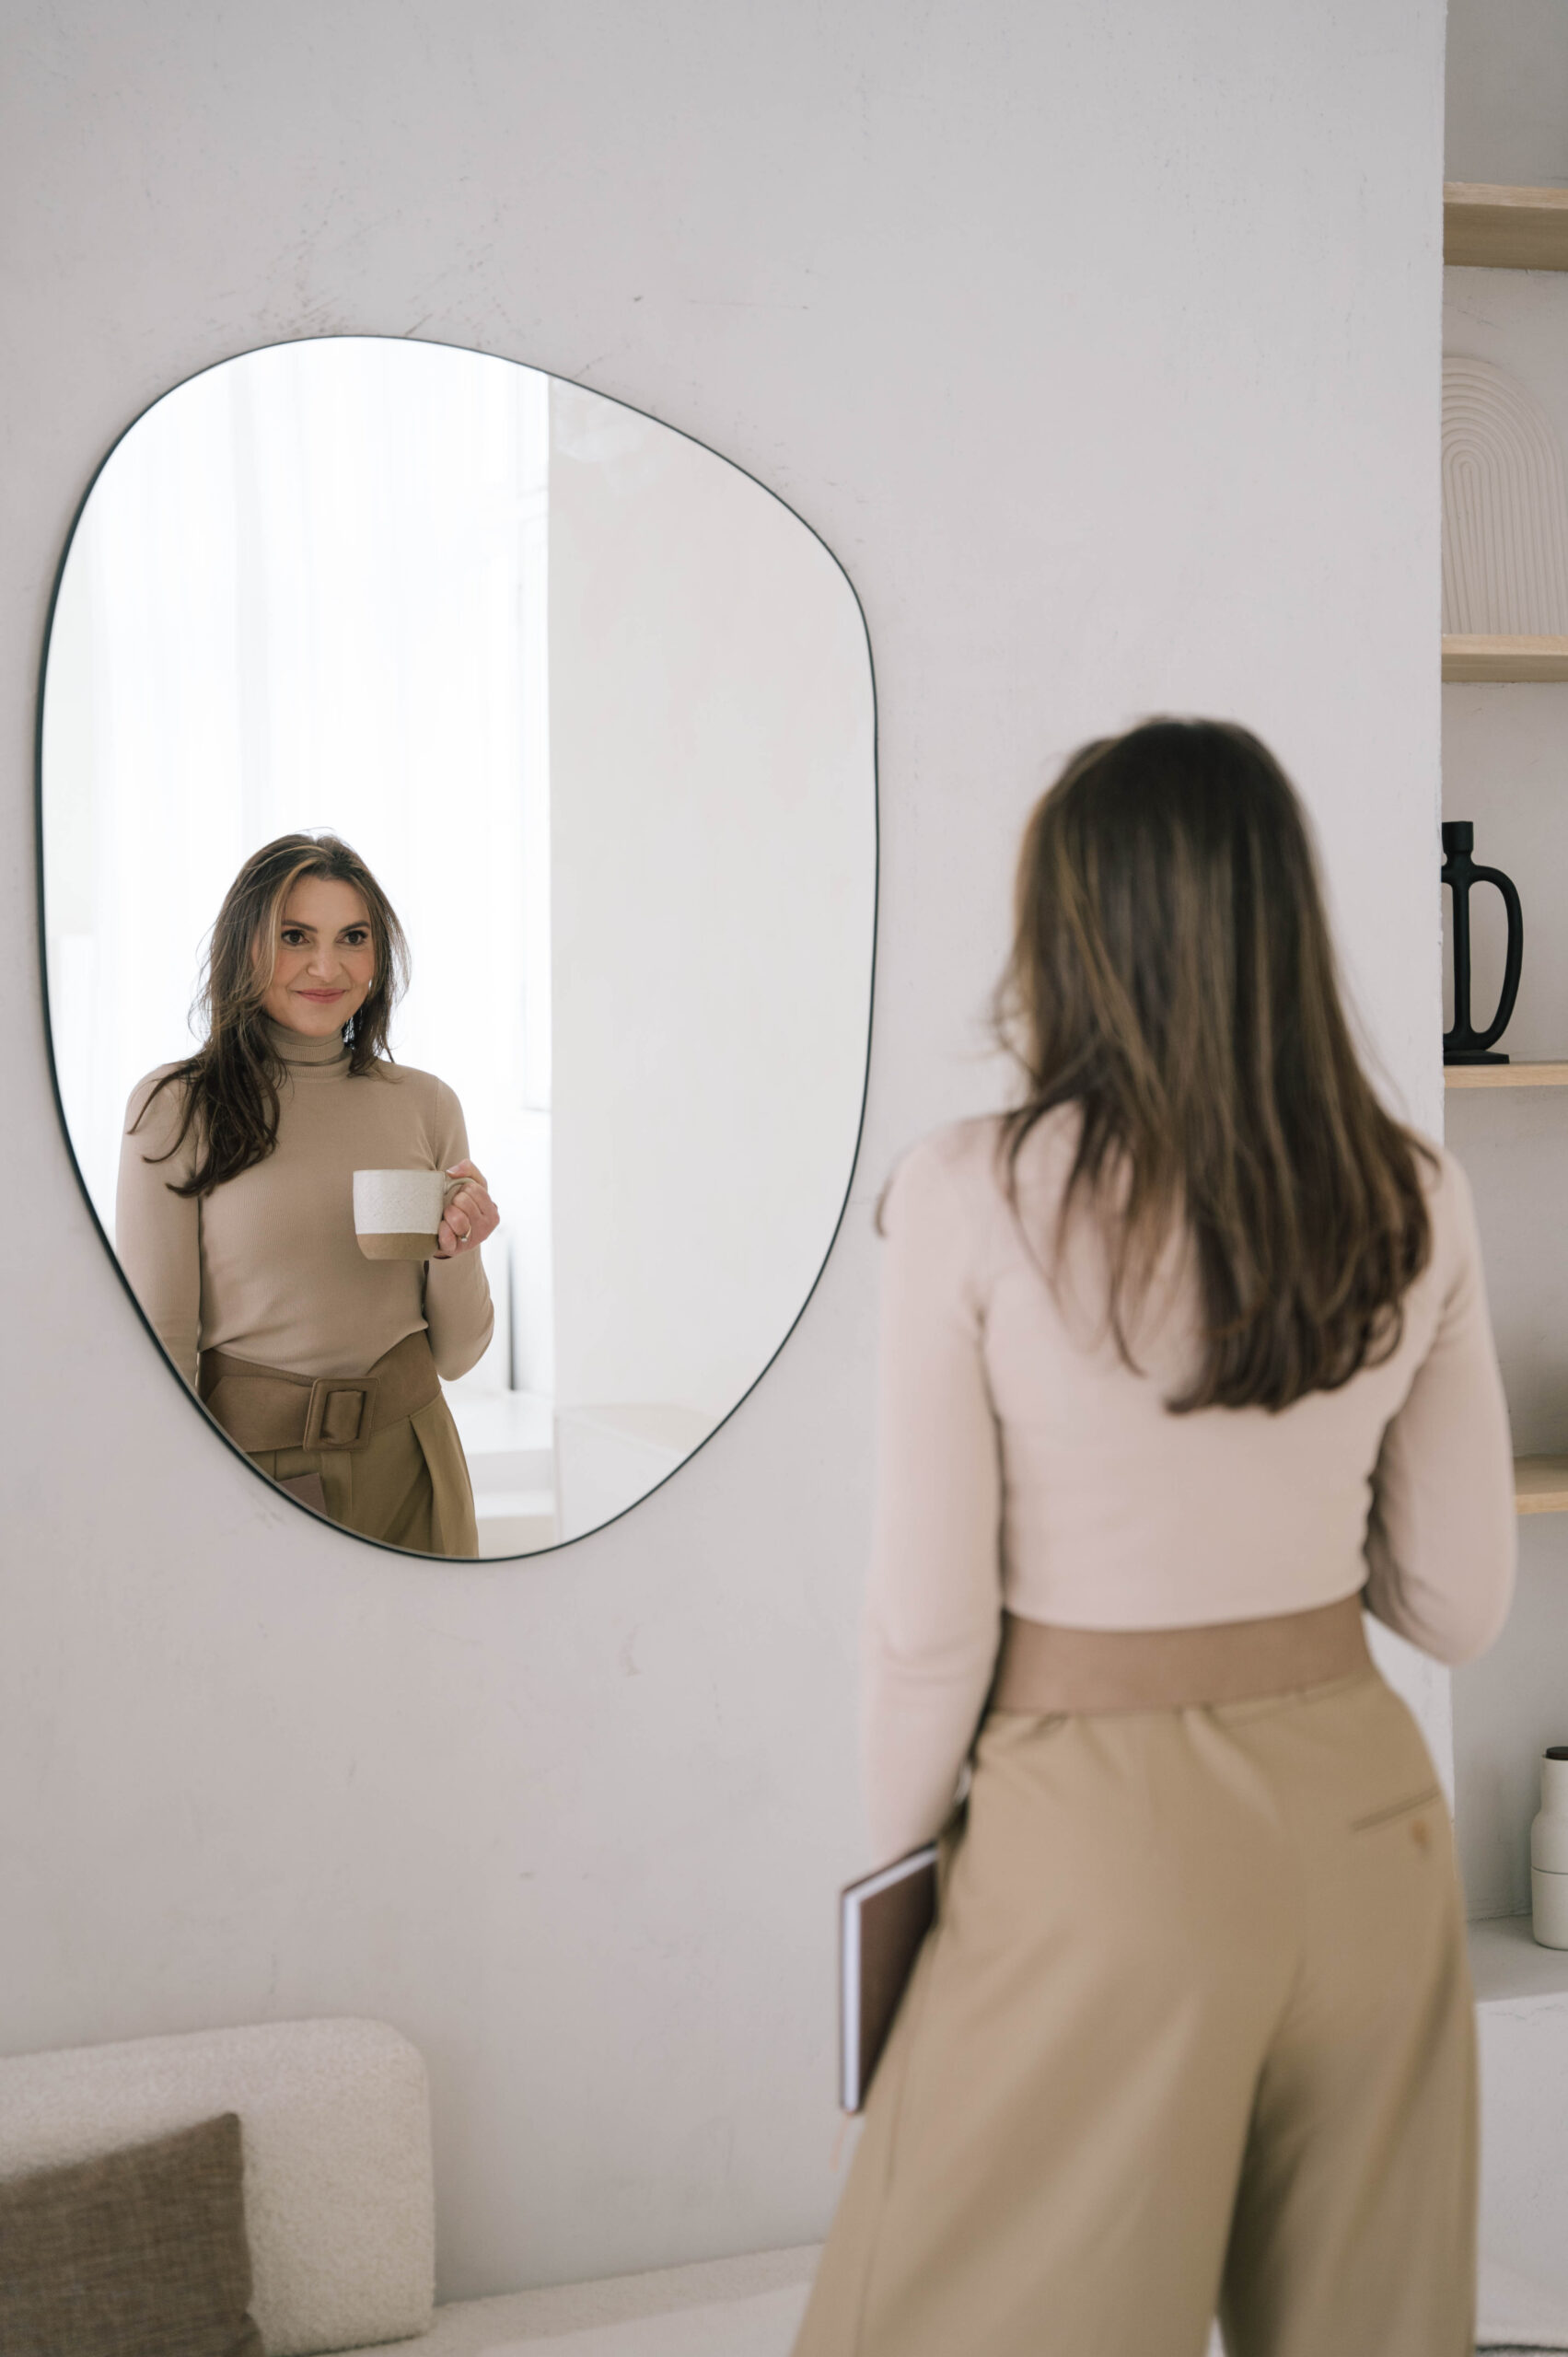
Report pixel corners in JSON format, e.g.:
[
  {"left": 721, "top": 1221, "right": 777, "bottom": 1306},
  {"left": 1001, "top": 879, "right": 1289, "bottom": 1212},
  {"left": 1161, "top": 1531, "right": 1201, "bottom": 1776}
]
[{"left": 302, "top": 1374, "right": 377, "bottom": 1451}]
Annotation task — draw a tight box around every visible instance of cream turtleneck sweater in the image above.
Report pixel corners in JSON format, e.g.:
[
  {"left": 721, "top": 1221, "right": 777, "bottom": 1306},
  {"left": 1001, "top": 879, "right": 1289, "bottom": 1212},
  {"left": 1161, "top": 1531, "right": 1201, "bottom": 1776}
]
[{"left": 116, "top": 1023, "right": 494, "bottom": 1387}]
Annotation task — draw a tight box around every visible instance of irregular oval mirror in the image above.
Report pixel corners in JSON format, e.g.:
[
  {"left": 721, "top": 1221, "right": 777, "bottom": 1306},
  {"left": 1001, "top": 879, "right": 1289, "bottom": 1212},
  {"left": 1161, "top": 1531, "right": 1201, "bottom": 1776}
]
[{"left": 41, "top": 338, "right": 876, "bottom": 1558}]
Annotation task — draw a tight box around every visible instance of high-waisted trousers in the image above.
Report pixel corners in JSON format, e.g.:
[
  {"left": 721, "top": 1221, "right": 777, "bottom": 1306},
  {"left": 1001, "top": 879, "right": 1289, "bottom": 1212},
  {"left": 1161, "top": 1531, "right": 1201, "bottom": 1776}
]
[
  {"left": 794, "top": 1667, "right": 1475, "bottom": 2357},
  {"left": 201, "top": 1330, "right": 479, "bottom": 1558}
]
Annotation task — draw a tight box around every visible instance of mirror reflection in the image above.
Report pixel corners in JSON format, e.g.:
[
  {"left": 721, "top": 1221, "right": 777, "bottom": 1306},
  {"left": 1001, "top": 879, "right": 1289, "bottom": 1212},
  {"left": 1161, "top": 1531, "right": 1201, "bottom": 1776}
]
[{"left": 42, "top": 338, "right": 876, "bottom": 1556}]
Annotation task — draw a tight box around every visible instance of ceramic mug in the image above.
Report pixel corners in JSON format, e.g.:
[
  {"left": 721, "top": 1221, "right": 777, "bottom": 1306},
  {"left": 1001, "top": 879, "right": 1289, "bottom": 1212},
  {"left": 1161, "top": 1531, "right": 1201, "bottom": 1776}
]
[{"left": 353, "top": 1167, "right": 463, "bottom": 1262}]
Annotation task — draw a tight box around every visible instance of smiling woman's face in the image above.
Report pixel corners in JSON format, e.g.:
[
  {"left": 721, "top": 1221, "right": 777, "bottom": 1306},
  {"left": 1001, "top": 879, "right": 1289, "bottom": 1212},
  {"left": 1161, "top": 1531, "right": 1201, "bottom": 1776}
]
[{"left": 260, "top": 873, "right": 377, "bottom": 1038}]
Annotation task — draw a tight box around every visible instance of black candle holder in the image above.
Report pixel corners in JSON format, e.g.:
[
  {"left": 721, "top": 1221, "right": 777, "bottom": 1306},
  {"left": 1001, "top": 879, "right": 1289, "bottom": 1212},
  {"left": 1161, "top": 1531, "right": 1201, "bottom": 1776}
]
[{"left": 1443, "top": 820, "right": 1523, "bottom": 1065}]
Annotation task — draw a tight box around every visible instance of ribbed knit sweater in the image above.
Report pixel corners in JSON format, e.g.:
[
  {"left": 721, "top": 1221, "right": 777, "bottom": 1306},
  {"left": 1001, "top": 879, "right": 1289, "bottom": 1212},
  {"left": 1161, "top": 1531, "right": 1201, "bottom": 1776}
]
[{"left": 116, "top": 1022, "right": 493, "bottom": 1386}]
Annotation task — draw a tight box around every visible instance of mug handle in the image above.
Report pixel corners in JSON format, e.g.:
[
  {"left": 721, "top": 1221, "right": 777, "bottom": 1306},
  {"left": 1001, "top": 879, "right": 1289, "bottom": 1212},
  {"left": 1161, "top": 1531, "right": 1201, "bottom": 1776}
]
[
  {"left": 436, "top": 1171, "right": 484, "bottom": 1256},
  {"left": 1468, "top": 865, "right": 1525, "bottom": 1051}
]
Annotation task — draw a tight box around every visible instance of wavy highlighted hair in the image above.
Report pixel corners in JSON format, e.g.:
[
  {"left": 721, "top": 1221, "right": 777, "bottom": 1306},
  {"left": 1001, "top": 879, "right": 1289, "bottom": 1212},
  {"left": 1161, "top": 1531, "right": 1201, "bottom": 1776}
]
[
  {"left": 994, "top": 718, "right": 1434, "bottom": 1414},
  {"left": 135, "top": 831, "right": 409, "bottom": 1198}
]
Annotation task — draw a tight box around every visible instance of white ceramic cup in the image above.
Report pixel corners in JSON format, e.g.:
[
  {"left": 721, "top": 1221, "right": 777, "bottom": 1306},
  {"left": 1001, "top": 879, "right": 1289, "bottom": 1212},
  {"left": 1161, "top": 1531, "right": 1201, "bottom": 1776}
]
[{"left": 353, "top": 1167, "right": 461, "bottom": 1262}]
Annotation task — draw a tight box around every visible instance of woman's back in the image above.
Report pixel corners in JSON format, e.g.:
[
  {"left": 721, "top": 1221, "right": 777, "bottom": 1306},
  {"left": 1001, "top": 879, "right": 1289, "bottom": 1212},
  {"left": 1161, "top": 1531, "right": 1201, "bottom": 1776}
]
[
  {"left": 864, "top": 1103, "right": 1513, "bottom": 1863},
  {"left": 877, "top": 1107, "right": 1512, "bottom": 1645}
]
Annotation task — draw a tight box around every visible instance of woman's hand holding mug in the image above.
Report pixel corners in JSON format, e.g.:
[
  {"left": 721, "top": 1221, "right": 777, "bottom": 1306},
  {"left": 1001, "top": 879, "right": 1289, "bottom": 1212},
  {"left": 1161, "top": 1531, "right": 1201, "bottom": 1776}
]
[{"left": 436, "top": 1160, "right": 499, "bottom": 1259}]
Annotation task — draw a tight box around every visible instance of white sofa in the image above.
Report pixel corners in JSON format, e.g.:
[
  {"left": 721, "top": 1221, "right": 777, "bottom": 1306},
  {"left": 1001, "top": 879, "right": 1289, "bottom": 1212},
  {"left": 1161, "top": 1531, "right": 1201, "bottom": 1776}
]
[
  {"left": 6, "top": 2013, "right": 1564, "bottom": 2353},
  {"left": 0, "top": 2018, "right": 817, "bottom": 2357}
]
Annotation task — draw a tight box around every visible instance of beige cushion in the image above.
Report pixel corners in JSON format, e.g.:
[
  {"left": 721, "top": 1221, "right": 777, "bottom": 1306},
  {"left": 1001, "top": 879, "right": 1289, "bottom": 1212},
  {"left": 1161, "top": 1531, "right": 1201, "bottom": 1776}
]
[
  {"left": 0, "top": 2111, "right": 262, "bottom": 2357},
  {"left": 0, "top": 2019, "right": 434, "bottom": 2356}
]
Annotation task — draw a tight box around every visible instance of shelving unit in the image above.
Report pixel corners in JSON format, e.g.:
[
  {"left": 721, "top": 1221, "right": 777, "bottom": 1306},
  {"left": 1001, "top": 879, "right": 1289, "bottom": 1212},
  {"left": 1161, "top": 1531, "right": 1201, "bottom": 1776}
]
[
  {"left": 1445, "top": 182, "right": 1568, "bottom": 271},
  {"left": 1442, "top": 62, "right": 1568, "bottom": 2270},
  {"left": 1442, "top": 180, "right": 1568, "bottom": 1538},
  {"left": 1442, "top": 633, "right": 1568, "bottom": 682},
  {"left": 1446, "top": 1062, "right": 1568, "bottom": 1087}
]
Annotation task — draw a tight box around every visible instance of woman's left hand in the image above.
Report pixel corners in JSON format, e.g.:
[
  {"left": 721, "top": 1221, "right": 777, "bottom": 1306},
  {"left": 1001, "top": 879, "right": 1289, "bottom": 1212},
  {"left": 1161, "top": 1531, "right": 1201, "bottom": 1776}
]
[{"left": 436, "top": 1160, "right": 500, "bottom": 1260}]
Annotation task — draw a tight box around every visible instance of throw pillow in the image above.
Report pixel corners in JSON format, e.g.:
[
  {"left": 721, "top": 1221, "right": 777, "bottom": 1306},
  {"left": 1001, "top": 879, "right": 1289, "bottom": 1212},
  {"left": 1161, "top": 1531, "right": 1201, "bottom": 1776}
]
[{"left": 0, "top": 2109, "right": 263, "bottom": 2357}]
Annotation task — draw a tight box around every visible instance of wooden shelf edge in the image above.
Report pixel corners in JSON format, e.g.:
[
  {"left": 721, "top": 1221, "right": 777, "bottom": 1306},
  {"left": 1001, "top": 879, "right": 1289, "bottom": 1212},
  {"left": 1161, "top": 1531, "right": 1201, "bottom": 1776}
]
[
  {"left": 1443, "top": 633, "right": 1568, "bottom": 682},
  {"left": 1516, "top": 1457, "right": 1568, "bottom": 1515},
  {"left": 1446, "top": 1061, "right": 1568, "bottom": 1088},
  {"left": 1445, "top": 181, "right": 1568, "bottom": 270}
]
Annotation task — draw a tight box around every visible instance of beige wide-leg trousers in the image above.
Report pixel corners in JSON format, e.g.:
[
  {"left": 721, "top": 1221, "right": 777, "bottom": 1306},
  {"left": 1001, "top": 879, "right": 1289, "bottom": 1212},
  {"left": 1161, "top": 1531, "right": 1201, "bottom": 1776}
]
[{"left": 796, "top": 1667, "right": 1475, "bottom": 2357}]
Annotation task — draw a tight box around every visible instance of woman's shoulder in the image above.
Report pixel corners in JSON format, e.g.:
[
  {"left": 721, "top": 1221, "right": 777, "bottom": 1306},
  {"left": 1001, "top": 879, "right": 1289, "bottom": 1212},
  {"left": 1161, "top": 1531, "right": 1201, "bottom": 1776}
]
[
  {"left": 120, "top": 1062, "right": 202, "bottom": 1178},
  {"left": 874, "top": 1126, "right": 996, "bottom": 1317},
  {"left": 124, "top": 1059, "right": 193, "bottom": 1129},
  {"left": 889, "top": 1103, "right": 1078, "bottom": 1191},
  {"left": 366, "top": 1058, "right": 459, "bottom": 1105},
  {"left": 1411, "top": 1130, "right": 1457, "bottom": 1184},
  {"left": 365, "top": 1060, "right": 468, "bottom": 1147},
  {"left": 128, "top": 1056, "right": 192, "bottom": 1092},
  {"left": 880, "top": 1113, "right": 1077, "bottom": 1312},
  {"left": 1411, "top": 1130, "right": 1481, "bottom": 1268},
  {"left": 882, "top": 1110, "right": 1066, "bottom": 1244},
  {"left": 887, "top": 1113, "right": 999, "bottom": 1196}
]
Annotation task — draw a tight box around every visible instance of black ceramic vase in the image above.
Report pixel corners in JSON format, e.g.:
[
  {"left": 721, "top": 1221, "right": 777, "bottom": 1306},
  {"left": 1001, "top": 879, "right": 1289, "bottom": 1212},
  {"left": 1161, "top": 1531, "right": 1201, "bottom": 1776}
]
[{"left": 1443, "top": 820, "right": 1524, "bottom": 1065}]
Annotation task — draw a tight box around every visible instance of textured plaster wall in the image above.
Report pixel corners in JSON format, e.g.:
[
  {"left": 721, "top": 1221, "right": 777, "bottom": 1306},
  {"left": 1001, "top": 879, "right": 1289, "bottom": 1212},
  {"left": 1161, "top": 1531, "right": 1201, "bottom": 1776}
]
[{"left": 0, "top": 0, "right": 1446, "bottom": 2298}]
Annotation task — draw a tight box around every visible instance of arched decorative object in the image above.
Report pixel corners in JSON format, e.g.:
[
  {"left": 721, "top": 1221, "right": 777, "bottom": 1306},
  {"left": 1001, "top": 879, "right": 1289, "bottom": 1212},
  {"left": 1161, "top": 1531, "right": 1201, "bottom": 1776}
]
[{"left": 1442, "top": 354, "right": 1568, "bottom": 635}]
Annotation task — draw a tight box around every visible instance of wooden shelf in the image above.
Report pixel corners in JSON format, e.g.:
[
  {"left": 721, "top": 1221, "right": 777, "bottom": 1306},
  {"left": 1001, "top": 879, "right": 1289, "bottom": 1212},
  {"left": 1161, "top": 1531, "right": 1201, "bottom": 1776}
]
[
  {"left": 1446, "top": 1061, "right": 1568, "bottom": 1088},
  {"left": 1516, "top": 1457, "right": 1568, "bottom": 1515},
  {"left": 1443, "top": 633, "right": 1568, "bottom": 681},
  {"left": 1445, "top": 182, "right": 1568, "bottom": 270}
]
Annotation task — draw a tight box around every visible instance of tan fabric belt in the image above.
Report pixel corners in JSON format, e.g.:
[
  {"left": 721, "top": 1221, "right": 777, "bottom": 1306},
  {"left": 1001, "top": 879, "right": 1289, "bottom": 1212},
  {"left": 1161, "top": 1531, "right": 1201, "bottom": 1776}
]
[
  {"left": 198, "top": 1329, "right": 440, "bottom": 1455},
  {"left": 991, "top": 1592, "right": 1370, "bottom": 1715}
]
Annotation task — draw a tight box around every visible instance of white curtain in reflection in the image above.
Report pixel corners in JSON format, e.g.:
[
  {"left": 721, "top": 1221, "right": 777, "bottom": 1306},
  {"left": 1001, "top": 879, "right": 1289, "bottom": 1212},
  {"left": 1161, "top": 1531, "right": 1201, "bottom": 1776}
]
[{"left": 43, "top": 338, "right": 552, "bottom": 1396}]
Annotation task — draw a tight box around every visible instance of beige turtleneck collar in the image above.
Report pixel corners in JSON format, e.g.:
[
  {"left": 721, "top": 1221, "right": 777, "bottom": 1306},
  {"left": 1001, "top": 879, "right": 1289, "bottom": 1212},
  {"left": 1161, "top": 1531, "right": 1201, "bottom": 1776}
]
[{"left": 264, "top": 1018, "right": 354, "bottom": 1073}]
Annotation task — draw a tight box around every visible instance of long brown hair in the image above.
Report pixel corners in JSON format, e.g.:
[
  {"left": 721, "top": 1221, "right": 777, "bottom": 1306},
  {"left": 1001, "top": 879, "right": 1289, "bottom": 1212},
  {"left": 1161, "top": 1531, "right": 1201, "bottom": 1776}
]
[
  {"left": 994, "top": 718, "right": 1434, "bottom": 1414},
  {"left": 135, "top": 832, "right": 410, "bottom": 1198}
]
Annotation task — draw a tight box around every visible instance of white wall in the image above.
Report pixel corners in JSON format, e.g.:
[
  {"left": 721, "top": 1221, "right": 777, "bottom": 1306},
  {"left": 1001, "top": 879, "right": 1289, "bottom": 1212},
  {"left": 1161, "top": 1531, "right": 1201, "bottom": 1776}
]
[
  {"left": 1443, "top": 0, "right": 1568, "bottom": 1919},
  {"left": 0, "top": 0, "right": 1447, "bottom": 2300},
  {"left": 1447, "top": 0, "right": 1568, "bottom": 188},
  {"left": 548, "top": 379, "right": 874, "bottom": 1422}
]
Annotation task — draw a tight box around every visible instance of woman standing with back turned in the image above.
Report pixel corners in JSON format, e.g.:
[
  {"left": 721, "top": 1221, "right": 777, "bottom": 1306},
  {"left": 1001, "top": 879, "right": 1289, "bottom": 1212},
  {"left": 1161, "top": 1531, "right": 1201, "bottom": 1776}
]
[{"left": 796, "top": 721, "right": 1516, "bottom": 2357}]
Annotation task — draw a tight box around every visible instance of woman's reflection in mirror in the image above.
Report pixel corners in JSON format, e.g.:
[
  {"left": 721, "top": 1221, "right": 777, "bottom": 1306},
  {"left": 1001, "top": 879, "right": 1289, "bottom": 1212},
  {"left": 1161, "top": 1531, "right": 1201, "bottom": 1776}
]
[{"left": 115, "top": 831, "right": 498, "bottom": 1554}]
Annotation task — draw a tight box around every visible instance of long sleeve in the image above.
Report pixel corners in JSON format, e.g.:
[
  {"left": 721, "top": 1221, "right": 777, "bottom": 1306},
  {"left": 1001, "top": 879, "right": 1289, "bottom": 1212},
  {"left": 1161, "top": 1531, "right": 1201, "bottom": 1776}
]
[
  {"left": 1363, "top": 1152, "right": 1516, "bottom": 1664},
  {"left": 863, "top": 1138, "right": 1005, "bottom": 1863},
  {"left": 116, "top": 1070, "right": 202, "bottom": 1386},
  {"left": 421, "top": 1080, "right": 494, "bottom": 1382}
]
